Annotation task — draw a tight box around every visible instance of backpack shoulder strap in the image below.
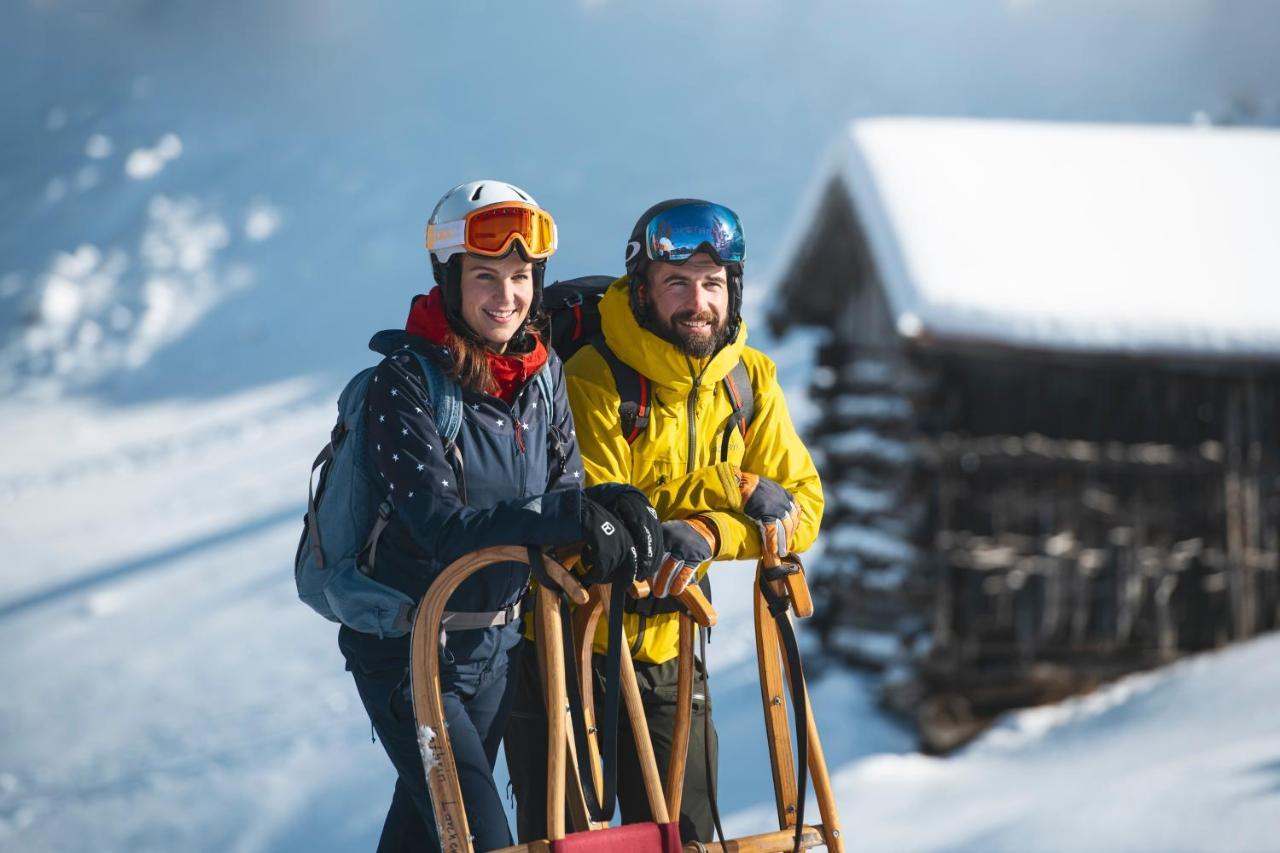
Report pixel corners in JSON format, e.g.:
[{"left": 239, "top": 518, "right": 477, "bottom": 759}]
[
  {"left": 534, "top": 364, "right": 555, "bottom": 417},
  {"left": 723, "top": 358, "right": 755, "bottom": 434},
  {"left": 719, "top": 358, "right": 755, "bottom": 461},
  {"left": 589, "top": 334, "right": 650, "bottom": 445},
  {"left": 406, "top": 350, "right": 463, "bottom": 446}
]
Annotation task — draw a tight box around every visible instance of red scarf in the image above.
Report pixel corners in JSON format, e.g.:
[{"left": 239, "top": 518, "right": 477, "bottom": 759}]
[{"left": 405, "top": 288, "right": 548, "bottom": 404}]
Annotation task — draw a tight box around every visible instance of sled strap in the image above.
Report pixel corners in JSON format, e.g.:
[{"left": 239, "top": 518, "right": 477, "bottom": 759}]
[
  {"left": 438, "top": 600, "right": 523, "bottom": 630},
  {"left": 759, "top": 570, "right": 810, "bottom": 853},
  {"left": 531, "top": 547, "right": 627, "bottom": 824}
]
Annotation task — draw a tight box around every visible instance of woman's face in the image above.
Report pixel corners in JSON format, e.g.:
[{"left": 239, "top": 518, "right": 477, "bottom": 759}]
[{"left": 458, "top": 253, "right": 534, "bottom": 351}]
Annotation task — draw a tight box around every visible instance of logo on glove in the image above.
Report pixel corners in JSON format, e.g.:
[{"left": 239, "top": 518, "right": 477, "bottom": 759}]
[{"left": 601, "top": 521, "right": 616, "bottom": 535}]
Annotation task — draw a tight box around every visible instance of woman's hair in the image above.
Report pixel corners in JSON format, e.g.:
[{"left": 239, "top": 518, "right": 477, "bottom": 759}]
[
  {"left": 444, "top": 330, "right": 497, "bottom": 395},
  {"left": 444, "top": 308, "right": 547, "bottom": 395}
]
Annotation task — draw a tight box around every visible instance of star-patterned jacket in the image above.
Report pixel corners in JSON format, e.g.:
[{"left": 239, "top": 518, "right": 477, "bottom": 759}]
[{"left": 340, "top": 328, "right": 586, "bottom": 668}]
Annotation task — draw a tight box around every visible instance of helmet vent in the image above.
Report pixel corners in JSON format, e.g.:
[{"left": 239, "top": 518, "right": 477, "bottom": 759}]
[
  {"left": 511, "top": 186, "right": 530, "bottom": 201},
  {"left": 470, "top": 184, "right": 485, "bottom": 201}
]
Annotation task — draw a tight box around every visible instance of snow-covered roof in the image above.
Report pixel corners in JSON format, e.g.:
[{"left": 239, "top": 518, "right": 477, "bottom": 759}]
[{"left": 772, "top": 117, "right": 1280, "bottom": 359}]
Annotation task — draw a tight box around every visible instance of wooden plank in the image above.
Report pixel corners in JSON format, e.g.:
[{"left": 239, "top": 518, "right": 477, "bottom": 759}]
[
  {"left": 628, "top": 580, "right": 718, "bottom": 627},
  {"left": 684, "top": 824, "right": 827, "bottom": 852},
  {"left": 754, "top": 561, "right": 798, "bottom": 830},
  {"left": 778, "top": 625, "right": 845, "bottom": 853},
  {"left": 666, "top": 613, "right": 695, "bottom": 820},
  {"left": 411, "top": 545, "right": 535, "bottom": 853},
  {"left": 536, "top": 584, "right": 568, "bottom": 842},
  {"left": 601, "top": 584, "right": 671, "bottom": 824}
]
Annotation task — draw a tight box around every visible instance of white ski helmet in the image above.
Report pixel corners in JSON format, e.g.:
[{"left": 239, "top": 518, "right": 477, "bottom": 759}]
[
  {"left": 424, "top": 179, "right": 554, "bottom": 335},
  {"left": 426, "top": 179, "right": 554, "bottom": 265}
]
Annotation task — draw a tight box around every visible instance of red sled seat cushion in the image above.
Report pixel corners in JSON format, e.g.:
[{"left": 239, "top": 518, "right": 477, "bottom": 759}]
[{"left": 550, "top": 821, "right": 682, "bottom": 853}]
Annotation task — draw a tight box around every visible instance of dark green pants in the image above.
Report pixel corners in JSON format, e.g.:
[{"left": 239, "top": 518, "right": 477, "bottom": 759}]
[{"left": 504, "top": 638, "right": 720, "bottom": 843}]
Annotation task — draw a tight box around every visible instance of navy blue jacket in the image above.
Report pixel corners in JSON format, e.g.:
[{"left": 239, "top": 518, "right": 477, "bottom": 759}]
[{"left": 340, "top": 330, "right": 585, "bottom": 669}]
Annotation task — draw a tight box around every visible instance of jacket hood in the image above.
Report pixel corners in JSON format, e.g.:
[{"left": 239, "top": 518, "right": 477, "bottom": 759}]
[{"left": 599, "top": 275, "right": 748, "bottom": 394}]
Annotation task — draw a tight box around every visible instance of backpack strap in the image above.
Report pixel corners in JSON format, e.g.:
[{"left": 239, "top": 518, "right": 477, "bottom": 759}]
[
  {"left": 533, "top": 365, "right": 571, "bottom": 483},
  {"left": 407, "top": 350, "right": 464, "bottom": 447},
  {"left": 719, "top": 358, "right": 755, "bottom": 461},
  {"left": 533, "top": 364, "right": 555, "bottom": 416},
  {"left": 590, "top": 335, "right": 650, "bottom": 444}
]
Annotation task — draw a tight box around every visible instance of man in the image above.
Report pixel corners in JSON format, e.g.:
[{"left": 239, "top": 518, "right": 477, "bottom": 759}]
[{"left": 513, "top": 198, "right": 823, "bottom": 842}]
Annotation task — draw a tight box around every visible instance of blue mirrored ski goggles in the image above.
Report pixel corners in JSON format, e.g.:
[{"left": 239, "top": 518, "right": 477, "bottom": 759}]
[{"left": 640, "top": 202, "right": 745, "bottom": 267}]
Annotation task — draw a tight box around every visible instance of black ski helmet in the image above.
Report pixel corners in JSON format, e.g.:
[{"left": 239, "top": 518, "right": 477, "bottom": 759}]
[{"left": 624, "top": 198, "right": 744, "bottom": 343}]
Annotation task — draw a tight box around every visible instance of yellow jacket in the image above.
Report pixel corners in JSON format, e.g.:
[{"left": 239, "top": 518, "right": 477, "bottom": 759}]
[{"left": 565, "top": 277, "right": 824, "bottom": 664}]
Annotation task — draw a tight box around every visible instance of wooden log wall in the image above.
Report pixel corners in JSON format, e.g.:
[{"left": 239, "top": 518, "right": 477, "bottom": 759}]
[{"left": 801, "top": 341, "right": 1280, "bottom": 750}]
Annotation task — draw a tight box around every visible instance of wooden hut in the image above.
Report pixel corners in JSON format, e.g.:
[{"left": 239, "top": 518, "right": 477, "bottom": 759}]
[{"left": 769, "top": 117, "right": 1280, "bottom": 750}]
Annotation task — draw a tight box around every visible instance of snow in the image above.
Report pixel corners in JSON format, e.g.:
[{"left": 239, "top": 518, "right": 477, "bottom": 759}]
[
  {"left": 826, "top": 524, "right": 918, "bottom": 564},
  {"left": 830, "top": 636, "right": 1280, "bottom": 852},
  {"left": 823, "top": 429, "right": 914, "bottom": 465},
  {"left": 776, "top": 117, "right": 1280, "bottom": 358}
]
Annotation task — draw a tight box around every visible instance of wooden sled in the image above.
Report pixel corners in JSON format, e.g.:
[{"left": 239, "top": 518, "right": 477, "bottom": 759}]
[{"left": 410, "top": 545, "right": 842, "bottom": 853}]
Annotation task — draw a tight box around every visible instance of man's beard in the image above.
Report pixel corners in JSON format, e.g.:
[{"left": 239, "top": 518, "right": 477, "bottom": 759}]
[{"left": 642, "top": 303, "right": 731, "bottom": 358}]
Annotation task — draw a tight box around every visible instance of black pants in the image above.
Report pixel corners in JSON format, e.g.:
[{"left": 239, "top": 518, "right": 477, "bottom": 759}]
[
  {"left": 347, "top": 634, "right": 524, "bottom": 853},
  {"left": 504, "top": 638, "right": 719, "bottom": 844}
]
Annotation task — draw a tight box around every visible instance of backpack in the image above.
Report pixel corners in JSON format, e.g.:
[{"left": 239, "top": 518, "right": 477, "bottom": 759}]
[
  {"left": 543, "top": 277, "right": 755, "bottom": 451},
  {"left": 294, "top": 344, "right": 553, "bottom": 638}
]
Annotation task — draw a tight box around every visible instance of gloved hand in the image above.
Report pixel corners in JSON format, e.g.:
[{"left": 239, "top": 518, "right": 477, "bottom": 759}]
[
  {"left": 652, "top": 517, "right": 718, "bottom": 598},
  {"left": 583, "top": 483, "right": 662, "bottom": 585},
  {"left": 579, "top": 496, "right": 636, "bottom": 585},
  {"left": 737, "top": 471, "right": 802, "bottom": 557}
]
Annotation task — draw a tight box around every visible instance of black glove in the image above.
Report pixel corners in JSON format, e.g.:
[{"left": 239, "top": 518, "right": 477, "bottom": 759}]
[
  {"left": 583, "top": 483, "right": 662, "bottom": 584},
  {"left": 579, "top": 496, "right": 636, "bottom": 585}
]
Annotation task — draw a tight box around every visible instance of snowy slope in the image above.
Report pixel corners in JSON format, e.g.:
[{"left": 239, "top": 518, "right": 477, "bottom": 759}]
[
  {"left": 822, "top": 635, "right": 1280, "bottom": 853},
  {"left": 4, "top": 354, "right": 1280, "bottom": 852},
  {"left": 0, "top": 383, "right": 911, "bottom": 851}
]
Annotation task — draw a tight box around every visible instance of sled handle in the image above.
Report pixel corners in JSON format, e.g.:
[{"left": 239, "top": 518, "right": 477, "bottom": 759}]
[
  {"left": 761, "top": 533, "right": 813, "bottom": 620},
  {"left": 544, "top": 546, "right": 590, "bottom": 605},
  {"left": 628, "top": 580, "right": 718, "bottom": 628}
]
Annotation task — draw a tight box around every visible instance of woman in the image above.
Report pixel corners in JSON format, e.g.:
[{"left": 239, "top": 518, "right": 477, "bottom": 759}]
[{"left": 340, "top": 180, "right": 657, "bottom": 852}]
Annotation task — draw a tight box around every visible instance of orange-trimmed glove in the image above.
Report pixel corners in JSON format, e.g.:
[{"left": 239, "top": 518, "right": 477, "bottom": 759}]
[
  {"left": 652, "top": 517, "right": 718, "bottom": 598},
  {"left": 737, "top": 470, "right": 802, "bottom": 557}
]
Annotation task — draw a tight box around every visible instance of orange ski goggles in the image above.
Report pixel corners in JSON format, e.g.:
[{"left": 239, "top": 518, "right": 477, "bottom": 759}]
[{"left": 426, "top": 201, "right": 558, "bottom": 261}]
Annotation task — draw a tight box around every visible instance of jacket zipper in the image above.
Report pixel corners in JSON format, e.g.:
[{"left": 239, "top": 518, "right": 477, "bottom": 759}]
[
  {"left": 632, "top": 362, "right": 706, "bottom": 660},
  {"left": 505, "top": 393, "right": 527, "bottom": 496},
  {"left": 687, "top": 374, "right": 701, "bottom": 475}
]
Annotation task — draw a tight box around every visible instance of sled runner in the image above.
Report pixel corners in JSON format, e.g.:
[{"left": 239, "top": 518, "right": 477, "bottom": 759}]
[{"left": 409, "top": 544, "right": 842, "bottom": 852}]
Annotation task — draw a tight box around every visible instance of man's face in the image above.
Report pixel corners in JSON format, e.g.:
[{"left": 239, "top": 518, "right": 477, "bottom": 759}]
[{"left": 637, "top": 252, "right": 732, "bottom": 358}]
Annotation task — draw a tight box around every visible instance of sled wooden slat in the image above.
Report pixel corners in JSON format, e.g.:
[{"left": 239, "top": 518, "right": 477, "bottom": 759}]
[
  {"left": 781, "top": 559, "right": 814, "bottom": 619},
  {"left": 628, "top": 579, "right": 718, "bottom": 627},
  {"left": 600, "top": 582, "right": 672, "bottom": 824},
  {"left": 777, "top": 628, "right": 845, "bottom": 853},
  {"left": 536, "top": 583, "right": 569, "bottom": 841},
  {"left": 411, "top": 546, "right": 544, "bottom": 853},
  {"left": 683, "top": 823, "right": 828, "bottom": 852},
  {"left": 570, "top": 586, "right": 606, "bottom": 802},
  {"left": 666, "top": 613, "right": 696, "bottom": 820},
  {"left": 754, "top": 559, "right": 799, "bottom": 831}
]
